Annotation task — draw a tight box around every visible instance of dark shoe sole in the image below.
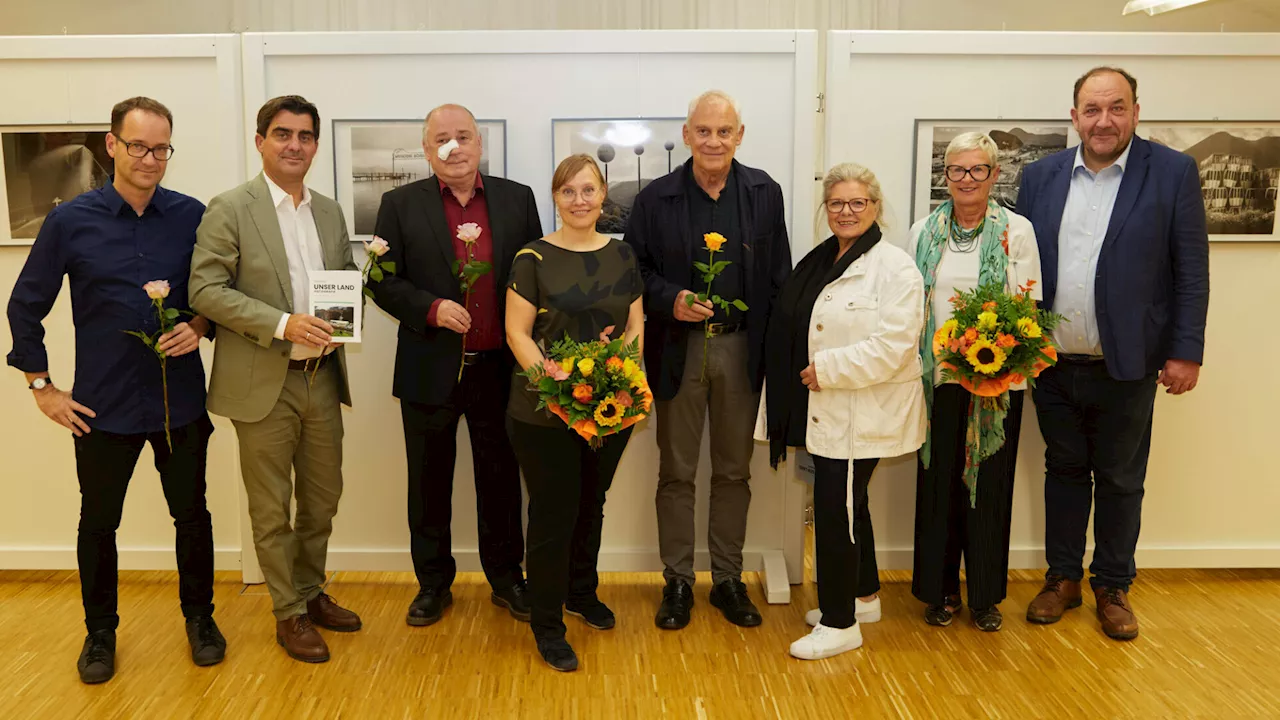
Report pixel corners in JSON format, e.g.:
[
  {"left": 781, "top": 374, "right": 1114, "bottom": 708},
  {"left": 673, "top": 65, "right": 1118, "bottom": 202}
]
[
  {"left": 542, "top": 656, "right": 579, "bottom": 672},
  {"left": 79, "top": 670, "right": 114, "bottom": 684},
  {"left": 565, "top": 608, "right": 615, "bottom": 630},
  {"left": 311, "top": 619, "right": 362, "bottom": 633},
  {"left": 1026, "top": 596, "right": 1083, "bottom": 624},
  {"left": 491, "top": 592, "right": 532, "bottom": 623},
  {"left": 924, "top": 612, "right": 953, "bottom": 627},
  {"left": 708, "top": 593, "right": 763, "bottom": 627},
  {"left": 276, "top": 637, "right": 329, "bottom": 663},
  {"left": 192, "top": 652, "right": 225, "bottom": 667},
  {"left": 655, "top": 613, "right": 691, "bottom": 630},
  {"left": 407, "top": 595, "right": 453, "bottom": 627},
  {"left": 1104, "top": 627, "right": 1139, "bottom": 640}
]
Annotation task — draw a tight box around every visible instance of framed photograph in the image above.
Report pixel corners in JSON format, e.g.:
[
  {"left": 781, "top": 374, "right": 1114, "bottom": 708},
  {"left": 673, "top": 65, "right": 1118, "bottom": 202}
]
[
  {"left": 910, "top": 120, "right": 1076, "bottom": 223},
  {"left": 1, "top": 125, "right": 112, "bottom": 245},
  {"left": 332, "top": 118, "right": 507, "bottom": 241},
  {"left": 1139, "top": 122, "right": 1280, "bottom": 242},
  {"left": 551, "top": 117, "right": 689, "bottom": 235}
]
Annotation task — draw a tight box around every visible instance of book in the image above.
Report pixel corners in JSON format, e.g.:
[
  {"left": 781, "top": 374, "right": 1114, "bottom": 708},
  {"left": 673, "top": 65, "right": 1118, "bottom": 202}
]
[{"left": 308, "top": 270, "right": 362, "bottom": 344}]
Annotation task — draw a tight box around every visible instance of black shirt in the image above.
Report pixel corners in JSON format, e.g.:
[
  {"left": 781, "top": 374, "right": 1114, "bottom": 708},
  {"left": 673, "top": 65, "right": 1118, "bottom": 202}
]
[{"left": 686, "top": 165, "right": 744, "bottom": 323}]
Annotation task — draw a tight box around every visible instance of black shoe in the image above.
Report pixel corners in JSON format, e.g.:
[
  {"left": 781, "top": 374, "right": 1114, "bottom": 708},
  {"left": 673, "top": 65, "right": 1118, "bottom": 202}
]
[
  {"left": 185, "top": 615, "right": 227, "bottom": 666},
  {"left": 655, "top": 580, "right": 694, "bottom": 630},
  {"left": 77, "top": 629, "right": 116, "bottom": 684},
  {"left": 566, "top": 597, "right": 616, "bottom": 630},
  {"left": 709, "top": 579, "right": 762, "bottom": 628},
  {"left": 925, "top": 595, "right": 963, "bottom": 627},
  {"left": 535, "top": 635, "right": 579, "bottom": 672},
  {"left": 972, "top": 606, "right": 1003, "bottom": 632},
  {"left": 406, "top": 588, "right": 453, "bottom": 627},
  {"left": 491, "top": 580, "right": 532, "bottom": 623}
]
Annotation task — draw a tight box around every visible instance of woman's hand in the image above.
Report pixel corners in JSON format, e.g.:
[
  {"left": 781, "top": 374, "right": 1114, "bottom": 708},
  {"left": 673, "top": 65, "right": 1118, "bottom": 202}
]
[{"left": 801, "top": 363, "right": 821, "bottom": 392}]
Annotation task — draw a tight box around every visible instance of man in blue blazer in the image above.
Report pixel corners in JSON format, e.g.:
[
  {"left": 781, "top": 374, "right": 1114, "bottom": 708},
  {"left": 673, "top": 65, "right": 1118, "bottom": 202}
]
[{"left": 1016, "top": 67, "right": 1209, "bottom": 641}]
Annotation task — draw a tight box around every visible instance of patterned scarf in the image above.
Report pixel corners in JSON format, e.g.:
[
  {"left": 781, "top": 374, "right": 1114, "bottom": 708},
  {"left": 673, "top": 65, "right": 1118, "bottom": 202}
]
[{"left": 914, "top": 198, "right": 1011, "bottom": 508}]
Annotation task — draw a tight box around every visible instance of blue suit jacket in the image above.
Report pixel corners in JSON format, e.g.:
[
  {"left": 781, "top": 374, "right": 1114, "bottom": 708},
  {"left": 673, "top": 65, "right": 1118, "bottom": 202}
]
[{"left": 1016, "top": 136, "right": 1210, "bottom": 381}]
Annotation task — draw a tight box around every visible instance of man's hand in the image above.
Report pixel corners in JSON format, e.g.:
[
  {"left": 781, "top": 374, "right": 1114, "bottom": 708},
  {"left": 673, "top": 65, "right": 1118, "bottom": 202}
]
[
  {"left": 436, "top": 300, "right": 472, "bottom": 335},
  {"left": 801, "top": 363, "right": 822, "bottom": 392},
  {"left": 283, "top": 314, "right": 333, "bottom": 349},
  {"left": 33, "top": 386, "right": 96, "bottom": 437},
  {"left": 1158, "top": 358, "right": 1200, "bottom": 395},
  {"left": 674, "top": 290, "right": 714, "bottom": 323},
  {"left": 156, "top": 316, "right": 209, "bottom": 357}
]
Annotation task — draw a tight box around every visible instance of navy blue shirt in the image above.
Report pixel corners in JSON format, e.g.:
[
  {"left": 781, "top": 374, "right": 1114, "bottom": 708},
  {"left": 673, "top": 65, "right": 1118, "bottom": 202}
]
[{"left": 6, "top": 182, "right": 209, "bottom": 435}]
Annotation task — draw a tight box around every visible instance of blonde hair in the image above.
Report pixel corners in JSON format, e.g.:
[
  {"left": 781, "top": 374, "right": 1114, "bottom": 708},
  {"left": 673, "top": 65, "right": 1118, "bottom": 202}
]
[
  {"left": 552, "top": 154, "right": 606, "bottom": 198},
  {"left": 686, "top": 90, "right": 743, "bottom": 127},
  {"left": 819, "top": 162, "right": 890, "bottom": 231},
  {"left": 944, "top": 131, "right": 999, "bottom": 167}
]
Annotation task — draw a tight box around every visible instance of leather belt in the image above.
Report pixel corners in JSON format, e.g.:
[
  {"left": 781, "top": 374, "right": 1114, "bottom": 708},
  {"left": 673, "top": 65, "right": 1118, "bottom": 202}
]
[
  {"left": 1057, "top": 353, "right": 1105, "bottom": 365},
  {"left": 462, "top": 349, "right": 501, "bottom": 367},
  {"left": 706, "top": 322, "right": 744, "bottom": 337},
  {"left": 288, "top": 353, "right": 330, "bottom": 372}
]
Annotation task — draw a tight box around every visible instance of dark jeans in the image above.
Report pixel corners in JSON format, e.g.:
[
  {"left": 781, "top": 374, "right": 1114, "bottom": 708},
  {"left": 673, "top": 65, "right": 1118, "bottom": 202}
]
[
  {"left": 1033, "top": 361, "right": 1158, "bottom": 591},
  {"left": 812, "top": 455, "right": 880, "bottom": 629},
  {"left": 402, "top": 351, "right": 524, "bottom": 593},
  {"left": 508, "top": 418, "right": 633, "bottom": 640},
  {"left": 72, "top": 415, "right": 215, "bottom": 632}
]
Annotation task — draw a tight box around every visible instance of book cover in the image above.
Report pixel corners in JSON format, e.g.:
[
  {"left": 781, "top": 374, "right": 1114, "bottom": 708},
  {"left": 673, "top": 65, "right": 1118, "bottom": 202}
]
[{"left": 308, "top": 270, "right": 362, "bottom": 344}]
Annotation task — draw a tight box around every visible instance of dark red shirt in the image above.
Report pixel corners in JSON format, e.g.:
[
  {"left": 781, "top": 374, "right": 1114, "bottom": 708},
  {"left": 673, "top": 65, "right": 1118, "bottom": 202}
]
[{"left": 427, "top": 173, "right": 501, "bottom": 351}]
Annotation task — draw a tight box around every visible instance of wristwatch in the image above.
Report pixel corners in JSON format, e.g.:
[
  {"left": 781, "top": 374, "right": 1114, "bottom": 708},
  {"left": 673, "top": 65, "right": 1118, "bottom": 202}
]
[{"left": 29, "top": 377, "right": 53, "bottom": 391}]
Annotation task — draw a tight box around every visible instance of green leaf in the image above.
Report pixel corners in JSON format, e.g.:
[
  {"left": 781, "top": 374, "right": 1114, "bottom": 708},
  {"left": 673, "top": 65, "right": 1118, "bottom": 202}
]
[
  {"left": 693, "top": 262, "right": 710, "bottom": 273},
  {"left": 710, "top": 260, "right": 731, "bottom": 274},
  {"left": 380, "top": 261, "right": 396, "bottom": 274},
  {"left": 164, "top": 307, "right": 180, "bottom": 320},
  {"left": 362, "top": 286, "right": 375, "bottom": 299},
  {"left": 702, "top": 273, "right": 714, "bottom": 283},
  {"left": 370, "top": 266, "right": 384, "bottom": 283},
  {"left": 450, "top": 260, "right": 460, "bottom": 276},
  {"left": 731, "top": 299, "right": 748, "bottom": 312},
  {"left": 469, "top": 261, "right": 493, "bottom": 274},
  {"left": 684, "top": 294, "right": 696, "bottom": 307},
  {"left": 697, "top": 293, "right": 708, "bottom": 302},
  {"left": 538, "top": 377, "right": 561, "bottom": 394},
  {"left": 711, "top": 295, "right": 722, "bottom": 304}
]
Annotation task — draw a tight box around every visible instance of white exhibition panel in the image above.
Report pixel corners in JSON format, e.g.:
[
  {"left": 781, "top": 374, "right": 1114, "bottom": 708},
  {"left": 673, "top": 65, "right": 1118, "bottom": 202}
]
[
  {"left": 239, "top": 30, "right": 819, "bottom": 592},
  {"left": 825, "top": 31, "right": 1280, "bottom": 569},
  {"left": 0, "top": 35, "right": 247, "bottom": 568}
]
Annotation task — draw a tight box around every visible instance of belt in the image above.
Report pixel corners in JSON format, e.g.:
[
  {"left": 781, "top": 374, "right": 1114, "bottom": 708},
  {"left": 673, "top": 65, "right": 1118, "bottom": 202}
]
[
  {"left": 706, "top": 322, "right": 744, "bottom": 337},
  {"left": 462, "top": 349, "right": 502, "bottom": 367},
  {"left": 288, "top": 353, "right": 331, "bottom": 372},
  {"left": 1057, "top": 353, "right": 1105, "bottom": 365}
]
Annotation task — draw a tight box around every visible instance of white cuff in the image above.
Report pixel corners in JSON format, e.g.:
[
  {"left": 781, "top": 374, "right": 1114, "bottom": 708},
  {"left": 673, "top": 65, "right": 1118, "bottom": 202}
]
[{"left": 274, "top": 313, "right": 289, "bottom": 341}]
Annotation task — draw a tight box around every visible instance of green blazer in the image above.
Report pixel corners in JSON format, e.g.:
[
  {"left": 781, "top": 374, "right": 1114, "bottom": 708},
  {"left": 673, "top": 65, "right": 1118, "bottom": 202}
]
[{"left": 189, "top": 173, "right": 357, "bottom": 423}]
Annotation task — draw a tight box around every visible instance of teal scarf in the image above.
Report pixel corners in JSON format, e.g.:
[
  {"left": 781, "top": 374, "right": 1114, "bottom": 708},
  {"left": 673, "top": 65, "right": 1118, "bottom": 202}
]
[{"left": 915, "top": 198, "right": 1011, "bottom": 508}]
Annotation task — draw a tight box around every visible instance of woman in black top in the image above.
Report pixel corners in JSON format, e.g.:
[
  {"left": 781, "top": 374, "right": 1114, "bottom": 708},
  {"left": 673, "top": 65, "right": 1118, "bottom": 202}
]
[{"left": 505, "top": 154, "right": 644, "bottom": 672}]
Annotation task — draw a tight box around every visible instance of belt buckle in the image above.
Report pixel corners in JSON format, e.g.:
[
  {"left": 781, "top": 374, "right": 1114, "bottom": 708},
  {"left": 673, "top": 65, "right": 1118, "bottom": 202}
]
[
  {"left": 707, "top": 323, "right": 726, "bottom": 337},
  {"left": 463, "top": 351, "right": 481, "bottom": 367}
]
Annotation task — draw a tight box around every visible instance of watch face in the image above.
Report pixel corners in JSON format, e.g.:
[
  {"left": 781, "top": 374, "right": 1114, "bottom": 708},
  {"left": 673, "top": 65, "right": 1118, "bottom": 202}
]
[{"left": 31, "top": 378, "right": 49, "bottom": 390}]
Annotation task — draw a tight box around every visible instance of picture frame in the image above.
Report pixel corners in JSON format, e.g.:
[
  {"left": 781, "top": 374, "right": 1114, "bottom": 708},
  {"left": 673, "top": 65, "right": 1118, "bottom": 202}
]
[{"left": 1, "top": 124, "right": 112, "bottom": 246}]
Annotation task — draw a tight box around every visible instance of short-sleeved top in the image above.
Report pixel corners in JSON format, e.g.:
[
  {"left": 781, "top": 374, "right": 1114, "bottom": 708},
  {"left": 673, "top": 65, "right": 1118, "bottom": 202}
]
[{"left": 506, "top": 237, "right": 643, "bottom": 426}]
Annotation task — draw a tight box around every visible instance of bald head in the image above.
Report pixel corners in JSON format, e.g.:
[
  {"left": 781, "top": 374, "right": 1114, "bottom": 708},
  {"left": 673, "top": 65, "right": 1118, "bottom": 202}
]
[
  {"left": 423, "top": 103, "right": 478, "bottom": 139},
  {"left": 423, "top": 103, "right": 483, "bottom": 186}
]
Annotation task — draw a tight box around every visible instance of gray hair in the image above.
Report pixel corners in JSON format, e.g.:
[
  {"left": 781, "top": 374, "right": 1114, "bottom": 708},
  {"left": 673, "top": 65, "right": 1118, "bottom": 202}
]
[
  {"left": 686, "top": 90, "right": 743, "bottom": 127},
  {"left": 944, "top": 131, "right": 999, "bottom": 167},
  {"left": 820, "top": 162, "right": 889, "bottom": 231},
  {"left": 422, "top": 103, "right": 478, "bottom": 141}
]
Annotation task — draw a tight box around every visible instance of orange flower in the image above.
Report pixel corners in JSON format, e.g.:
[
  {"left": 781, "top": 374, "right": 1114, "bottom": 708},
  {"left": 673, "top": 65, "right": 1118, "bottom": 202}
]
[
  {"left": 983, "top": 301, "right": 997, "bottom": 311},
  {"left": 606, "top": 356, "right": 625, "bottom": 374},
  {"left": 572, "top": 383, "right": 593, "bottom": 403},
  {"left": 615, "top": 390, "right": 634, "bottom": 409},
  {"left": 964, "top": 328, "right": 978, "bottom": 342},
  {"left": 704, "top": 232, "right": 727, "bottom": 252},
  {"left": 996, "top": 333, "right": 1018, "bottom": 349}
]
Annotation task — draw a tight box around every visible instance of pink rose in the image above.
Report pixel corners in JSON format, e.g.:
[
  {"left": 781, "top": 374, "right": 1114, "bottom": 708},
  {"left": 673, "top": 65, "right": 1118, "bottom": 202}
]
[
  {"left": 365, "top": 236, "right": 390, "bottom": 257},
  {"left": 541, "top": 356, "right": 570, "bottom": 382},
  {"left": 143, "top": 280, "right": 171, "bottom": 300},
  {"left": 456, "top": 222, "right": 482, "bottom": 244}
]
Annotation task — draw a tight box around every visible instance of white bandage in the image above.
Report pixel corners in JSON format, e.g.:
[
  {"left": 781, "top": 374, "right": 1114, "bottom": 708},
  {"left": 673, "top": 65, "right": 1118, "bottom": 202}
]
[{"left": 437, "top": 138, "right": 459, "bottom": 161}]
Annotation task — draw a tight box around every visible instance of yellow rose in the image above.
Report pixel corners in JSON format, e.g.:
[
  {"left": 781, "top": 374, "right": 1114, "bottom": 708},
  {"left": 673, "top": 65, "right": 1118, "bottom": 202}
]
[
  {"left": 976, "top": 311, "right": 998, "bottom": 333},
  {"left": 561, "top": 356, "right": 576, "bottom": 374},
  {"left": 629, "top": 370, "right": 647, "bottom": 389},
  {"left": 578, "top": 358, "right": 595, "bottom": 377},
  {"left": 704, "top": 232, "right": 727, "bottom": 252},
  {"left": 622, "top": 358, "right": 640, "bottom": 379},
  {"left": 1016, "top": 317, "right": 1043, "bottom": 339}
]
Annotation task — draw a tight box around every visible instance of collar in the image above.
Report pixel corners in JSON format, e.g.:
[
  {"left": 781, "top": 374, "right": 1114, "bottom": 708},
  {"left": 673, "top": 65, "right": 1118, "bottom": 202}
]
[
  {"left": 102, "top": 178, "right": 168, "bottom": 217},
  {"left": 685, "top": 162, "right": 735, "bottom": 202},
  {"left": 439, "top": 172, "right": 485, "bottom": 196},
  {"left": 263, "top": 172, "right": 312, "bottom": 209},
  {"left": 1073, "top": 136, "right": 1134, "bottom": 175}
]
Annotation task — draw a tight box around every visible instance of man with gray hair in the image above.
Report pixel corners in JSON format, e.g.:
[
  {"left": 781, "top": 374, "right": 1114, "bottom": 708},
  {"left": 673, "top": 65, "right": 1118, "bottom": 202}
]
[
  {"left": 625, "top": 90, "right": 792, "bottom": 630},
  {"left": 367, "top": 103, "right": 543, "bottom": 628}
]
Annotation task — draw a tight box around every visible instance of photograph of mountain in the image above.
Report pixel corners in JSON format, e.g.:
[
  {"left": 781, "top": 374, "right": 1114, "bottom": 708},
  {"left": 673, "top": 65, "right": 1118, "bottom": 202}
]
[{"left": 1142, "top": 124, "right": 1279, "bottom": 239}]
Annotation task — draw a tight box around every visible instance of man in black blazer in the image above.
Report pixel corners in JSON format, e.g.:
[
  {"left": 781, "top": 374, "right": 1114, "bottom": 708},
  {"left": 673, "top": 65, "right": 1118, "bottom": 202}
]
[
  {"left": 625, "top": 90, "right": 792, "bottom": 630},
  {"left": 368, "top": 104, "right": 542, "bottom": 627}
]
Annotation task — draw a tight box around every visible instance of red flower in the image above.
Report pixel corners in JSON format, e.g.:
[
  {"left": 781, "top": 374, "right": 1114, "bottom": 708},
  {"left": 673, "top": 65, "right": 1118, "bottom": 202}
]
[
  {"left": 615, "top": 390, "right": 634, "bottom": 409},
  {"left": 572, "top": 383, "right": 593, "bottom": 403}
]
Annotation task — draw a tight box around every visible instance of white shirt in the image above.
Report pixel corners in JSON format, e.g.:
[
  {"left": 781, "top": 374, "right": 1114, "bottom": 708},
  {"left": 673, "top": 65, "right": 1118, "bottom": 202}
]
[
  {"left": 263, "top": 173, "right": 327, "bottom": 360},
  {"left": 1055, "top": 141, "right": 1132, "bottom": 356}
]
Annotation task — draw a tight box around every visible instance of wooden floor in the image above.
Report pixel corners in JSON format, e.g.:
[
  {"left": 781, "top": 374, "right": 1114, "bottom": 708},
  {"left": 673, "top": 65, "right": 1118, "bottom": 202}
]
[{"left": 4, "top": 558, "right": 1280, "bottom": 719}]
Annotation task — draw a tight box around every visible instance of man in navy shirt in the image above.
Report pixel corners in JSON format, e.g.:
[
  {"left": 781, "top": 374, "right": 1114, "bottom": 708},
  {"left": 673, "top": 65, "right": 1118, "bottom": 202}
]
[{"left": 6, "top": 97, "right": 225, "bottom": 684}]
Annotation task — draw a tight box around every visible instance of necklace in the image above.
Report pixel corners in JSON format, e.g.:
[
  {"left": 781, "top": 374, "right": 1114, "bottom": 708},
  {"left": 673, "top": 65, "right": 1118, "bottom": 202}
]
[{"left": 948, "top": 213, "right": 983, "bottom": 254}]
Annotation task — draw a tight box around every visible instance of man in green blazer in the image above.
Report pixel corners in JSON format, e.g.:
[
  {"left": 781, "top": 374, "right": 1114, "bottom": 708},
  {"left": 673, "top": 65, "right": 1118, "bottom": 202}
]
[{"left": 189, "top": 95, "right": 360, "bottom": 664}]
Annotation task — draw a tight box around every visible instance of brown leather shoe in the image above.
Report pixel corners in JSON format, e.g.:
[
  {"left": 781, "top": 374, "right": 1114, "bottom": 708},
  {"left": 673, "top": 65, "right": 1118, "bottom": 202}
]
[
  {"left": 1026, "top": 575, "right": 1083, "bottom": 624},
  {"left": 276, "top": 615, "right": 330, "bottom": 663},
  {"left": 307, "top": 593, "right": 362, "bottom": 632},
  {"left": 1094, "top": 587, "right": 1139, "bottom": 640}
]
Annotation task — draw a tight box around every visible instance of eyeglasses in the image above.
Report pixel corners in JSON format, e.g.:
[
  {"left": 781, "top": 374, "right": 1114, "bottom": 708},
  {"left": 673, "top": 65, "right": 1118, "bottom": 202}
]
[
  {"left": 117, "top": 139, "right": 175, "bottom": 161},
  {"left": 825, "top": 198, "right": 874, "bottom": 214},
  {"left": 558, "top": 186, "right": 600, "bottom": 202},
  {"left": 944, "top": 164, "right": 992, "bottom": 182}
]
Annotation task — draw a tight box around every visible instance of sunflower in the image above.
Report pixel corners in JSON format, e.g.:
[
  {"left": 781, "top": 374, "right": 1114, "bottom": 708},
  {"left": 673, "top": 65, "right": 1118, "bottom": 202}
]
[
  {"left": 965, "top": 337, "right": 1007, "bottom": 375},
  {"left": 939, "top": 319, "right": 959, "bottom": 338},
  {"left": 1016, "top": 317, "right": 1043, "bottom": 339},
  {"left": 594, "top": 395, "right": 624, "bottom": 427}
]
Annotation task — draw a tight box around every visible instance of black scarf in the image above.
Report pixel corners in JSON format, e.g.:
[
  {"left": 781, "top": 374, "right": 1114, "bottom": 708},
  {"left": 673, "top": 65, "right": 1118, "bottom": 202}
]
[{"left": 763, "top": 224, "right": 882, "bottom": 468}]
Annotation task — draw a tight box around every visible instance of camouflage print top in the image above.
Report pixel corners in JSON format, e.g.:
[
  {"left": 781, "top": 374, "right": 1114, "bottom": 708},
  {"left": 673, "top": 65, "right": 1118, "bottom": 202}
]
[{"left": 506, "top": 237, "right": 643, "bottom": 426}]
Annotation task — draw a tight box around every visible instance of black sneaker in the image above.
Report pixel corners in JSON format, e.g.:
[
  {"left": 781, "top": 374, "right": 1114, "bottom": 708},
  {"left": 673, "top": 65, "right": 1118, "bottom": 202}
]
[
  {"left": 655, "top": 580, "right": 694, "bottom": 630},
  {"left": 565, "top": 597, "right": 616, "bottom": 630},
  {"left": 491, "top": 580, "right": 532, "bottom": 623},
  {"left": 77, "top": 629, "right": 116, "bottom": 684},
  {"left": 535, "top": 635, "right": 579, "bottom": 672},
  {"left": 186, "top": 615, "right": 227, "bottom": 666},
  {"left": 971, "top": 606, "right": 1003, "bottom": 632},
  {"left": 709, "top": 579, "right": 762, "bottom": 627},
  {"left": 925, "top": 595, "right": 963, "bottom": 627}
]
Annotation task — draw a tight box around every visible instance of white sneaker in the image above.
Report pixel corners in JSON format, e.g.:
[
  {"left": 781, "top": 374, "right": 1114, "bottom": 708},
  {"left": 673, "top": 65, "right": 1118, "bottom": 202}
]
[
  {"left": 805, "top": 596, "right": 881, "bottom": 627},
  {"left": 789, "top": 623, "right": 863, "bottom": 660}
]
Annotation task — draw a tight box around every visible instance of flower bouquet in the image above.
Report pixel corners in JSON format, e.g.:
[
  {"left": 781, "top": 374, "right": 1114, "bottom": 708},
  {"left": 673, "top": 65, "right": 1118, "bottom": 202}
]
[{"left": 519, "top": 326, "right": 653, "bottom": 449}]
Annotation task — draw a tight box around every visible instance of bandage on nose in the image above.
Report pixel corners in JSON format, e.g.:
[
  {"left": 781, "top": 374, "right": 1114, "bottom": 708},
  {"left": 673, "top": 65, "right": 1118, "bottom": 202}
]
[{"left": 437, "top": 138, "right": 460, "bottom": 161}]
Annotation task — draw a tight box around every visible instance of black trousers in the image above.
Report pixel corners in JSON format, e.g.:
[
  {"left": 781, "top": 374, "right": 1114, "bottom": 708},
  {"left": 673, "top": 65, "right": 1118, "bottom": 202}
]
[
  {"left": 402, "top": 352, "right": 525, "bottom": 593},
  {"left": 812, "top": 455, "right": 880, "bottom": 629},
  {"left": 912, "top": 386, "right": 1024, "bottom": 609},
  {"left": 1033, "top": 361, "right": 1158, "bottom": 591},
  {"left": 71, "top": 415, "right": 215, "bottom": 632},
  {"left": 508, "top": 419, "right": 633, "bottom": 640}
]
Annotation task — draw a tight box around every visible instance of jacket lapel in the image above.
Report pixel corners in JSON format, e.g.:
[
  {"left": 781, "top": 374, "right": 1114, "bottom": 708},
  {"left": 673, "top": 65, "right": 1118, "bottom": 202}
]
[
  {"left": 1040, "top": 153, "right": 1073, "bottom": 295},
  {"left": 1103, "top": 137, "right": 1150, "bottom": 250},
  {"left": 245, "top": 174, "right": 293, "bottom": 307},
  {"left": 483, "top": 176, "right": 511, "bottom": 281},
  {"left": 735, "top": 163, "right": 757, "bottom": 306},
  {"left": 420, "top": 180, "right": 458, "bottom": 292},
  {"left": 311, "top": 201, "right": 344, "bottom": 270}
]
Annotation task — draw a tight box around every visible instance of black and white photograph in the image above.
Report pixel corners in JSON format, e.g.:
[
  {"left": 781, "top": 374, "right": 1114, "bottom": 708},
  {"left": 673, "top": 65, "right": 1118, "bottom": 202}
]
[
  {"left": 332, "top": 119, "right": 506, "bottom": 240},
  {"left": 552, "top": 118, "right": 690, "bottom": 234},
  {"left": 2, "top": 126, "right": 112, "bottom": 244},
  {"left": 911, "top": 120, "right": 1073, "bottom": 222},
  {"left": 1142, "top": 123, "right": 1280, "bottom": 240}
]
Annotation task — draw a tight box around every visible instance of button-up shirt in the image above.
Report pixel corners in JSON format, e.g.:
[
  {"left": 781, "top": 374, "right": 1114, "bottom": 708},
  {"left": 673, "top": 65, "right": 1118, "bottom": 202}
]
[
  {"left": 1055, "top": 140, "right": 1133, "bottom": 356},
  {"left": 687, "top": 164, "right": 744, "bottom": 323},
  {"left": 427, "top": 173, "right": 501, "bottom": 351},
  {"left": 263, "top": 174, "right": 328, "bottom": 361},
  {"left": 6, "top": 182, "right": 208, "bottom": 435}
]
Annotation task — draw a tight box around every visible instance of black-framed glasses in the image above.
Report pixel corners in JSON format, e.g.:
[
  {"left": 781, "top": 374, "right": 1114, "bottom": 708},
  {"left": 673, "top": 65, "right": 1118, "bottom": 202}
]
[
  {"left": 944, "top": 164, "right": 992, "bottom": 182},
  {"left": 825, "top": 198, "right": 875, "bottom": 214},
  {"left": 117, "top": 139, "right": 175, "bottom": 161}
]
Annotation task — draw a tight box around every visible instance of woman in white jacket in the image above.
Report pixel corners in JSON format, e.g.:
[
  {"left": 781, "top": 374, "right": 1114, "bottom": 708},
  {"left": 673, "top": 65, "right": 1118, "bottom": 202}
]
[{"left": 757, "top": 163, "right": 925, "bottom": 660}]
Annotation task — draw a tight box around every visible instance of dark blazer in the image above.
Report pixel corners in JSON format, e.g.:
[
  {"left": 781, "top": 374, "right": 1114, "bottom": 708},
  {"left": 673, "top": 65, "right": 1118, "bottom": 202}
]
[
  {"left": 1016, "top": 136, "right": 1210, "bottom": 381},
  {"left": 625, "top": 159, "right": 792, "bottom": 401},
  {"left": 368, "top": 175, "right": 542, "bottom": 405}
]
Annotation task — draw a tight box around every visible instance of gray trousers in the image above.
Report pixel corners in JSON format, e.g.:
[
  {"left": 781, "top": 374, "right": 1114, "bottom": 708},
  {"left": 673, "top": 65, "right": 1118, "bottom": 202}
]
[
  {"left": 232, "top": 363, "right": 345, "bottom": 621},
  {"left": 655, "top": 331, "right": 759, "bottom": 586}
]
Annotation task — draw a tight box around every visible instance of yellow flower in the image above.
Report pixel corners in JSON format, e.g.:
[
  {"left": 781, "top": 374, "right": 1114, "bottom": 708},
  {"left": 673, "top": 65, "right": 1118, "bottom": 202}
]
[
  {"left": 939, "top": 319, "right": 959, "bottom": 339},
  {"left": 976, "top": 311, "right": 999, "bottom": 333},
  {"left": 1016, "top": 317, "right": 1043, "bottom": 339},
  {"left": 703, "top": 232, "right": 727, "bottom": 252},
  {"left": 578, "top": 358, "right": 595, "bottom": 377},
  {"left": 594, "top": 395, "right": 624, "bottom": 427},
  {"left": 622, "top": 358, "right": 640, "bottom": 379},
  {"left": 966, "top": 337, "right": 1007, "bottom": 375},
  {"left": 629, "top": 370, "right": 647, "bottom": 389},
  {"left": 560, "top": 356, "right": 576, "bottom": 374}
]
